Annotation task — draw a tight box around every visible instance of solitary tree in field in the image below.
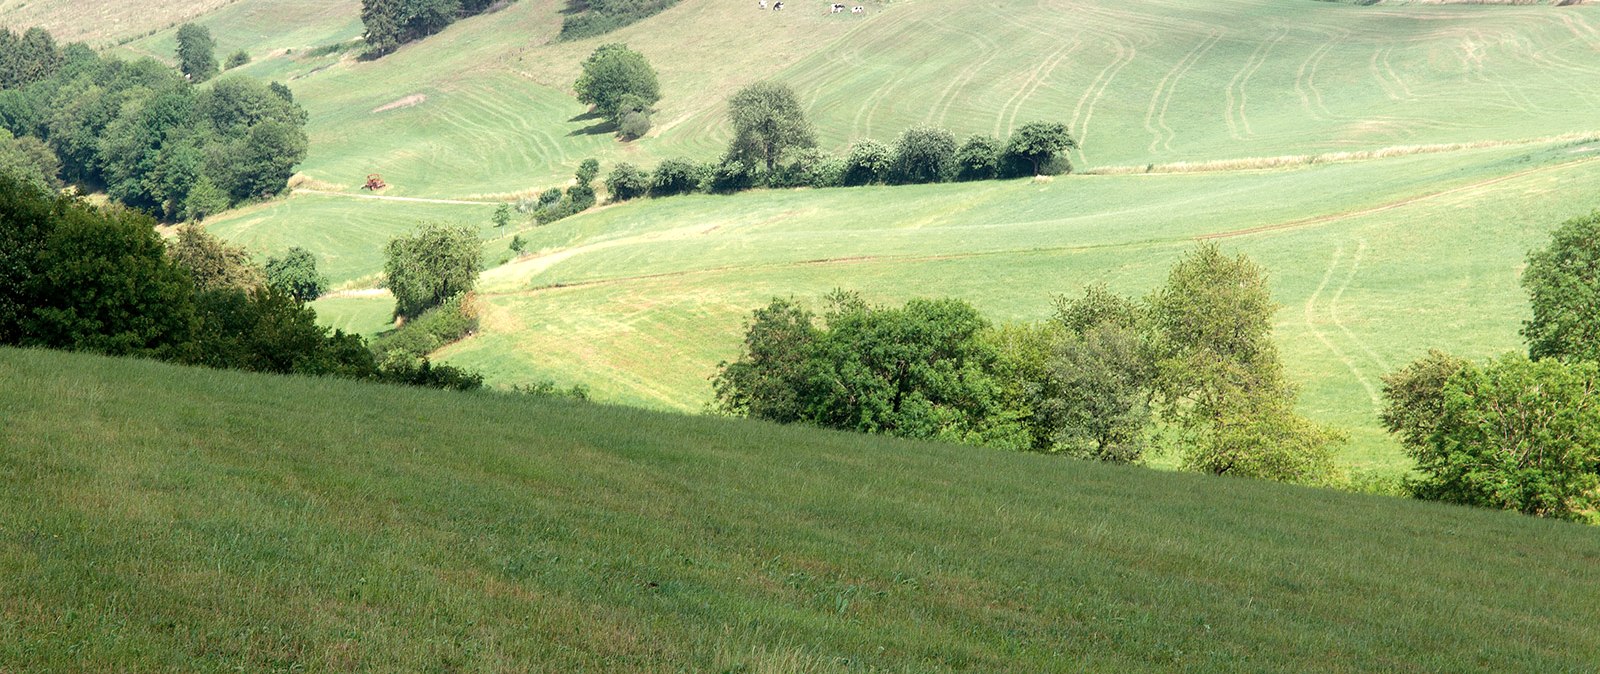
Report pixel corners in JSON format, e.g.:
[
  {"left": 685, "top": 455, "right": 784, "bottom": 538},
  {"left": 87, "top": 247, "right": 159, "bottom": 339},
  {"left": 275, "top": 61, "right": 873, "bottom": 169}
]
[
  {"left": 1003, "top": 121, "right": 1076, "bottom": 176},
  {"left": 1522, "top": 211, "right": 1600, "bottom": 364},
  {"left": 384, "top": 223, "right": 480, "bottom": 320},
  {"left": 573, "top": 44, "right": 660, "bottom": 133},
  {"left": 726, "top": 81, "right": 815, "bottom": 175},
  {"left": 175, "top": 24, "right": 218, "bottom": 82}
]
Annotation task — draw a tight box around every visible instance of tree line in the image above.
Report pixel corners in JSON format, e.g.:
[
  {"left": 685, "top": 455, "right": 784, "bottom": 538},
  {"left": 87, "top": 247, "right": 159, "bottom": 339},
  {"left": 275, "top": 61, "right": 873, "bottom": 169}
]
[
  {"left": 715, "top": 212, "right": 1600, "bottom": 522},
  {"left": 0, "top": 175, "right": 482, "bottom": 391},
  {"left": 361, "top": 0, "right": 509, "bottom": 56},
  {"left": 714, "top": 243, "right": 1341, "bottom": 486},
  {"left": 595, "top": 79, "right": 1074, "bottom": 202},
  {"left": 0, "top": 26, "right": 308, "bottom": 221},
  {"left": 559, "top": 0, "right": 683, "bottom": 41}
]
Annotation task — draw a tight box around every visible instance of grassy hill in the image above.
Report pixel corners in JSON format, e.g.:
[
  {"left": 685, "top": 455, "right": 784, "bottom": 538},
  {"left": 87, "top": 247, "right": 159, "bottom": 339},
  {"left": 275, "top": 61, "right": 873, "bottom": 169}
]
[
  {"left": 11, "top": 0, "right": 1600, "bottom": 474},
  {"left": 4, "top": 347, "right": 1600, "bottom": 672}
]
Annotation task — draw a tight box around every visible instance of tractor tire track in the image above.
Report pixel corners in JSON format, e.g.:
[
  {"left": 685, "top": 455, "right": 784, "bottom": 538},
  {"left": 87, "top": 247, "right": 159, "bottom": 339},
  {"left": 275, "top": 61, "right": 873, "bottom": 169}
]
[
  {"left": 1304, "top": 246, "right": 1382, "bottom": 407},
  {"left": 1144, "top": 30, "right": 1221, "bottom": 155}
]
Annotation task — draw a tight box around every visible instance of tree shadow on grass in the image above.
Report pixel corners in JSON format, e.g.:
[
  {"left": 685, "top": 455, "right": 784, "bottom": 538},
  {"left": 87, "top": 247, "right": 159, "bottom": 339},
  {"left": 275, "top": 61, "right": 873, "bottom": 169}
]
[
  {"left": 568, "top": 108, "right": 606, "bottom": 123},
  {"left": 568, "top": 119, "right": 618, "bottom": 136}
]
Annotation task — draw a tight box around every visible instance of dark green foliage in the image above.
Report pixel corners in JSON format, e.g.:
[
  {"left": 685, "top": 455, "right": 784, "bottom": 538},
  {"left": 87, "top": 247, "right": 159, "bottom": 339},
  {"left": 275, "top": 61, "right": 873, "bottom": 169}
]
[
  {"left": 1001, "top": 121, "right": 1076, "bottom": 177},
  {"left": 573, "top": 44, "right": 659, "bottom": 132},
  {"left": 376, "top": 354, "right": 484, "bottom": 390},
  {"left": 0, "top": 180, "right": 197, "bottom": 357},
  {"left": 492, "top": 202, "right": 512, "bottom": 228},
  {"left": 225, "top": 50, "right": 251, "bottom": 70},
  {"left": 712, "top": 298, "right": 817, "bottom": 424},
  {"left": 0, "top": 129, "right": 60, "bottom": 193},
  {"left": 0, "top": 177, "right": 480, "bottom": 390},
  {"left": 575, "top": 158, "right": 600, "bottom": 184},
  {"left": 1522, "top": 211, "right": 1600, "bottom": 363},
  {"left": 512, "top": 379, "right": 590, "bottom": 400},
  {"left": 190, "top": 287, "right": 377, "bottom": 377},
  {"left": 264, "top": 247, "right": 328, "bottom": 303},
  {"left": 1044, "top": 324, "right": 1153, "bottom": 463},
  {"left": 175, "top": 24, "right": 218, "bottom": 83},
  {"left": 726, "top": 81, "right": 815, "bottom": 175},
  {"left": 167, "top": 223, "right": 264, "bottom": 292},
  {"left": 954, "top": 134, "right": 1002, "bottom": 181},
  {"left": 0, "top": 27, "right": 63, "bottom": 90},
  {"left": 383, "top": 223, "right": 481, "bottom": 320},
  {"left": 889, "top": 125, "right": 957, "bottom": 184},
  {"left": 559, "top": 0, "right": 682, "bottom": 40},
  {"left": 0, "top": 32, "right": 307, "bottom": 218},
  {"left": 1398, "top": 354, "right": 1600, "bottom": 520},
  {"left": 649, "top": 157, "right": 705, "bottom": 197},
  {"left": 509, "top": 233, "right": 525, "bottom": 253},
  {"left": 371, "top": 293, "right": 478, "bottom": 361},
  {"left": 1380, "top": 349, "right": 1469, "bottom": 451},
  {"left": 604, "top": 162, "right": 649, "bottom": 201},
  {"left": 715, "top": 292, "right": 1024, "bottom": 447},
  {"left": 769, "top": 149, "right": 827, "bottom": 189},
  {"left": 618, "top": 110, "right": 651, "bottom": 139},
  {"left": 537, "top": 187, "right": 563, "bottom": 209},
  {"left": 360, "top": 0, "right": 471, "bottom": 56},
  {"left": 708, "top": 158, "right": 760, "bottom": 193},
  {"left": 842, "top": 139, "right": 892, "bottom": 187}
]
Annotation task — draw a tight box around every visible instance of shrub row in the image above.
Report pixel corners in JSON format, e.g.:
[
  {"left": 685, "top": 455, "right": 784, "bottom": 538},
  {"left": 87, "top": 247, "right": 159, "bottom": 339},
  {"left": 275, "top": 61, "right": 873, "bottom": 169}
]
[{"left": 604, "top": 121, "right": 1074, "bottom": 203}]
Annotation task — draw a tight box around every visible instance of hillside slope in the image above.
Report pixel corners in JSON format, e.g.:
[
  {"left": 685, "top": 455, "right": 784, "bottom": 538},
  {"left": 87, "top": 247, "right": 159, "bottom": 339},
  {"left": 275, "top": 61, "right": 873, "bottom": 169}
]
[{"left": 3, "top": 348, "right": 1599, "bottom": 672}]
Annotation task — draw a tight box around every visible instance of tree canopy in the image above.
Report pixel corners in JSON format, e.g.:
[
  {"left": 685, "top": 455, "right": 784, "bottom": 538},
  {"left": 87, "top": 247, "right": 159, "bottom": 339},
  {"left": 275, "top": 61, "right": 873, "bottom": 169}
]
[
  {"left": 573, "top": 43, "right": 659, "bottom": 133},
  {"left": 384, "top": 223, "right": 481, "bottom": 320},
  {"left": 175, "top": 24, "right": 218, "bottom": 83},
  {"left": 1523, "top": 211, "right": 1600, "bottom": 363},
  {"left": 726, "top": 81, "right": 815, "bottom": 175}
]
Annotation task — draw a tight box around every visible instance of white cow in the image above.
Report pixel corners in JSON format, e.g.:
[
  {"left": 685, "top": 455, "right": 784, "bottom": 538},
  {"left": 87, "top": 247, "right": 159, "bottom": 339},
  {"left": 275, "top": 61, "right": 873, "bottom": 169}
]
[
  {"left": 831, "top": 3, "right": 844, "bottom": 13},
  {"left": 851, "top": 5, "right": 864, "bottom": 13}
]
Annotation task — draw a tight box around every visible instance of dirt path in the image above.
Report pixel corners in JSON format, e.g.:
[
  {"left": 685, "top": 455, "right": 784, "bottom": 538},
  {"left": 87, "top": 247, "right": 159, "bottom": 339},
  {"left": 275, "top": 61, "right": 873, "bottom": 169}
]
[
  {"left": 320, "top": 288, "right": 392, "bottom": 300},
  {"left": 292, "top": 189, "right": 494, "bottom": 206}
]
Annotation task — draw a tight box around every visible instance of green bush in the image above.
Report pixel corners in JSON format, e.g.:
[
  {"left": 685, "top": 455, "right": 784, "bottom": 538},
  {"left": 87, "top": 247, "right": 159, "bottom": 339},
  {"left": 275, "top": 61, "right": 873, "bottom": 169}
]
[
  {"left": 889, "top": 125, "right": 957, "bottom": 184},
  {"left": 649, "top": 158, "right": 705, "bottom": 197},
  {"left": 605, "top": 162, "right": 650, "bottom": 201},
  {"left": 842, "top": 139, "right": 892, "bottom": 186},
  {"left": 371, "top": 293, "right": 478, "bottom": 361},
  {"left": 383, "top": 223, "right": 481, "bottom": 320},
  {"left": 955, "top": 134, "right": 1002, "bottom": 181}
]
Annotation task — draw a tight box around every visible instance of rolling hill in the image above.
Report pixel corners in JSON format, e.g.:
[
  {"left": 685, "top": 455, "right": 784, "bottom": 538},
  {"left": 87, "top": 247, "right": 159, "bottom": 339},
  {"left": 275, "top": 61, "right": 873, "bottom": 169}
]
[
  {"left": 10, "top": 0, "right": 1600, "bottom": 474},
  {"left": 4, "top": 347, "right": 1600, "bottom": 671}
]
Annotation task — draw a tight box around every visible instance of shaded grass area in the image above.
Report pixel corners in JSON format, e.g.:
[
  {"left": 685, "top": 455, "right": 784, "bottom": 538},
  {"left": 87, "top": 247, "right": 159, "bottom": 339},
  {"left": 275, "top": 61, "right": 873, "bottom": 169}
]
[{"left": 3, "top": 347, "right": 1600, "bottom": 671}]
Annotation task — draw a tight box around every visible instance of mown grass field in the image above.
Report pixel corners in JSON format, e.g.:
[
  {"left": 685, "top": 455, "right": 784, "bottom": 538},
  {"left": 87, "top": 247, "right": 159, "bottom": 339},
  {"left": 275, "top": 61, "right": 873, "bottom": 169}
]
[
  {"left": 417, "top": 139, "right": 1600, "bottom": 471},
  {"left": 4, "top": 347, "right": 1600, "bottom": 672},
  {"left": 12, "top": 0, "right": 1600, "bottom": 474}
]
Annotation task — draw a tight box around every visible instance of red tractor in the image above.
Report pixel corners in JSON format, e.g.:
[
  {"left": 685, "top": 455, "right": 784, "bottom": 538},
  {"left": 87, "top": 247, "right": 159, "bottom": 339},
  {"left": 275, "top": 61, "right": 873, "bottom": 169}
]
[{"left": 363, "top": 173, "right": 388, "bottom": 191}]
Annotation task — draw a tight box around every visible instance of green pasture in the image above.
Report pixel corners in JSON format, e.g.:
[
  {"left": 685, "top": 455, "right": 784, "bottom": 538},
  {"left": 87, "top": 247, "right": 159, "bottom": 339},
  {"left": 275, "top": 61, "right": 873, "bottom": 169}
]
[
  {"left": 206, "top": 194, "right": 497, "bottom": 287},
  {"left": 4, "top": 348, "right": 1599, "bottom": 672},
  {"left": 69, "top": 0, "right": 1600, "bottom": 196},
  {"left": 438, "top": 141, "right": 1600, "bottom": 472}
]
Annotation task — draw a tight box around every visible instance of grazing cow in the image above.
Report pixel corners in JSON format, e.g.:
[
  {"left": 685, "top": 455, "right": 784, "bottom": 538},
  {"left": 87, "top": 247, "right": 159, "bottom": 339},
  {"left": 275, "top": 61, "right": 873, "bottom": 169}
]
[
  {"left": 831, "top": 3, "right": 844, "bottom": 12},
  {"left": 852, "top": 5, "right": 864, "bottom": 13},
  {"left": 758, "top": 0, "right": 765, "bottom": 7},
  {"left": 773, "top": 1, "right": 783, "bottom": 9}
]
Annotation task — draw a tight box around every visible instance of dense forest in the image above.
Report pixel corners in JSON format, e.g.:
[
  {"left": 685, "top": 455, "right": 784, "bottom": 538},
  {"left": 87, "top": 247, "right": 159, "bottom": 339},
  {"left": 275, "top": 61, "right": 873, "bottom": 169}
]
[{"left": 0, "top": 26, "right": 308, "bottom": 221}]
